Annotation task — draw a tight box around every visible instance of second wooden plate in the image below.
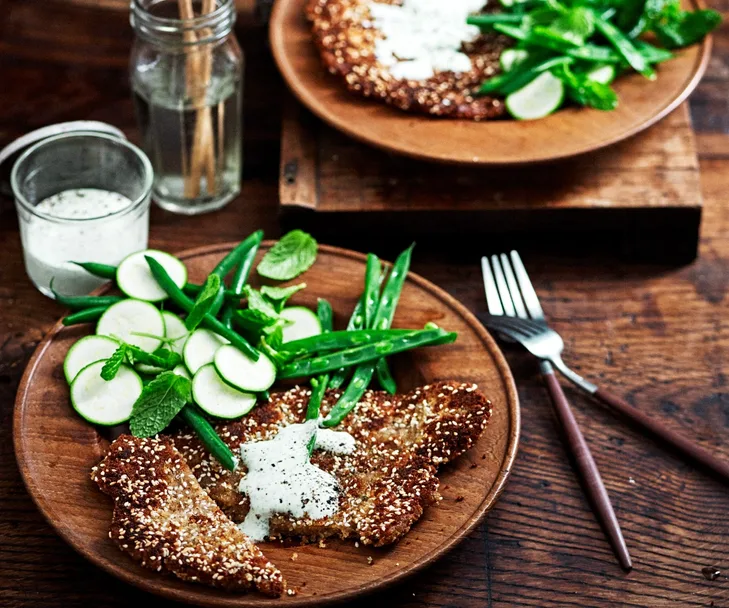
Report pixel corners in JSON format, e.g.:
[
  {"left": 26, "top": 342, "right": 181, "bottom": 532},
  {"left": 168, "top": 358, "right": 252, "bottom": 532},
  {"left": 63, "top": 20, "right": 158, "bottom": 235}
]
[
  {"left": 269, "top": 0, "right": 711, "bottom": 165},
  {"left": 14, "top": 242, "right": 520, "bottom": 607}
]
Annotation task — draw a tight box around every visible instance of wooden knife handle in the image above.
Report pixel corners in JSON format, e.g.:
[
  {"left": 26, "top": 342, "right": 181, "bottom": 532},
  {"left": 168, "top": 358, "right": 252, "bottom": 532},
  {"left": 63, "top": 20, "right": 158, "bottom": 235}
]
[
  {"left": 594, "top": 387, "right": 729, "bottom": 482},
  {"left": 542, "top": 367, "right": 632, "bottom": 572}
]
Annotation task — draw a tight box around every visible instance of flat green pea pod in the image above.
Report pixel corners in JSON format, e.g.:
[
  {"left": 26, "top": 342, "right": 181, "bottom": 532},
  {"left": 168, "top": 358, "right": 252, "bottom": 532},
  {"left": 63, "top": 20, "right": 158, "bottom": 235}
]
[{"left": 279, "top": 327, "right": 456, "bottom": 379}]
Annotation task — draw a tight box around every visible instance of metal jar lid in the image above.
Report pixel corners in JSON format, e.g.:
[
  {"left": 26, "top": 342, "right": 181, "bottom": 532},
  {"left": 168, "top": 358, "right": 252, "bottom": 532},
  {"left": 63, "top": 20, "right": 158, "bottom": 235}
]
[{"left": 0, "top": 121, "right": 126, "bottom": 197}]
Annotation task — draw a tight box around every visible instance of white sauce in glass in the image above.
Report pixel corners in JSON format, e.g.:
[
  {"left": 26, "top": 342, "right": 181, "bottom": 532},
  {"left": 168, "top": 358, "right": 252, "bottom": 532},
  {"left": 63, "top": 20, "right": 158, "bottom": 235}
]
[
  {"left": 237, "top": 420, "right": 356, "bottom": 541},
  {"left": 21, "top": 188, "right": 148, "bottom": 296},
  {"left": 368, "top": 0, "right": 485, "bottom": 81}
]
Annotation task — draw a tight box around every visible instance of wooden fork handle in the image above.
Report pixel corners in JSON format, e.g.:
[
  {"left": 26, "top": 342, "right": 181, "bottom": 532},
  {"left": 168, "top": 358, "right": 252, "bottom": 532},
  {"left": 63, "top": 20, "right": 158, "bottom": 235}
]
[
  {"left": 541, "top": 365, "right": 632, "bottom": 571},
  {"left": 594, "top": 387, "right": 729, "bottom": 482}
]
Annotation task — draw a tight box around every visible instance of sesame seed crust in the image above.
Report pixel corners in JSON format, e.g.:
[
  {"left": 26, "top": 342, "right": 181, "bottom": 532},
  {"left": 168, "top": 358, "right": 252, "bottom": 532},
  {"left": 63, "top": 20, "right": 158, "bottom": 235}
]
[
  {"left": 172, "top": 381, "right": 492, "bottom": 547},
  {"left": 90, "top": 435, "right": 285, "bottom": 597},
  {"left": 305, "top": 0, "right": 510, "bottom": 119}
]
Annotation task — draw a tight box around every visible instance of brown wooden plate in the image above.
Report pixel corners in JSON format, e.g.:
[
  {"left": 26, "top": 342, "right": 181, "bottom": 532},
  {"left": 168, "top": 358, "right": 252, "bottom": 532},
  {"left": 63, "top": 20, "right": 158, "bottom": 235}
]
[
  {"left": 14, "top": 242, "right": 519, "bottom": 606},
  {"left": 269, "top": 0, "right": 711, "bottom": 165}
]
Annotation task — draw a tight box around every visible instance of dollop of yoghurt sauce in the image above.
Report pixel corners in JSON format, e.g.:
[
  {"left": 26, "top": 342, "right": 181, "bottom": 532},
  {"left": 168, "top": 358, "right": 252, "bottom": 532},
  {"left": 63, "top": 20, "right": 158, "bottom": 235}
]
[
  {"left": 367, "top": 0, "right": 486, "bottom": 81},
  {"left": 237, "top": 420, "right": 356, "bottom": 541}
]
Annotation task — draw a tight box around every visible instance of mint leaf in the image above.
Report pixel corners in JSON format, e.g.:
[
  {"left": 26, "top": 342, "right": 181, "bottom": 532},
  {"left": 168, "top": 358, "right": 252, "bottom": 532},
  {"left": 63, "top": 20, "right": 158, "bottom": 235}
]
[
  {"left": 185, "top": 274, "right": 222, "bottom": 331},
  {"left": 130, "top": 371, "right": 191, "bottom": 438},
  {"left": 235, "top": 308, "right": 279, "bottom": 334},
  {"left": 257, "top": 230, "right": 317, "bottom": 281},
  {"left": 260, "top": 283, "right": 307, "bottom": 312},
  {"left": 244, "top": 285, "right": 280, "bottom": 318},
  {"left": 100, "top": 345, "right": 126, "bottom": 381}
]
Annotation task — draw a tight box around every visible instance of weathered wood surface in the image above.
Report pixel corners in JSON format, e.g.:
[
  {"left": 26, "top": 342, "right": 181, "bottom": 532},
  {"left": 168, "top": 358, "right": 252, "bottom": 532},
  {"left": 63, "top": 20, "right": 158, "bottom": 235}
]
[
  {"left": 279, "top": 100, "right": 704, "bottom": 261},
  {"left": 1, "top": 1, "right": 729, "bottom": 607}
]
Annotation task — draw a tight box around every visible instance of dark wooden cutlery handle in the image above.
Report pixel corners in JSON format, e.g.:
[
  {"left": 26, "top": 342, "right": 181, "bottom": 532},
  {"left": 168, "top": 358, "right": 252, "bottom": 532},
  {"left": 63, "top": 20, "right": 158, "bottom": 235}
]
[
  {"left": 542, "top": 369, "right": 633, "bottom": 571},
  {"left": 594, "top": 387, "right": 729, "bottom": 482}
]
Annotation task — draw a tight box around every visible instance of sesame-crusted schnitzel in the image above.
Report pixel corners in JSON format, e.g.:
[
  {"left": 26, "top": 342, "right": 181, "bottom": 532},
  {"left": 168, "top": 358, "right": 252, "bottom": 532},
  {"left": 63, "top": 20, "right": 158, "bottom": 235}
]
[
  {"left": 306, "top": 0, "right": 510, "bottom": 119},
  {"left": 91, "top": 435, "right": 285, "bottom": 596},
  {"left": 172, "top": 381, "right": 492, "bottom": 546}
]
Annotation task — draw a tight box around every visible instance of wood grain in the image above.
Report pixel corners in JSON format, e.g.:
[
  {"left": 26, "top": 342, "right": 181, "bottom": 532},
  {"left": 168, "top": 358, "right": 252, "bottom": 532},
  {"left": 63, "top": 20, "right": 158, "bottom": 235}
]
[
  {"left": 269, "top": 0, "right": 711, "bottom": 164},
  {"left": 279, "top": 101, "right": 703, "bottom": 261},
  {"left": 2, "top": 1, "right": 729, "bottom": 607},
  {"left": 13, "top": 242, "right": 519, "bottom": 607}
]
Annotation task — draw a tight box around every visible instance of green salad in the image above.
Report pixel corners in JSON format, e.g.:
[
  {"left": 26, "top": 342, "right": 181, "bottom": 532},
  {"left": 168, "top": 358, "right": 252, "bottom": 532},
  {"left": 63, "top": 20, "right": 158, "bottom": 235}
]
[
  {"left": 468, "top": 0, "right": 721, "bottom": 119},
  {"left": 56, "top": 230, "right": 457, "bottom": 471}
]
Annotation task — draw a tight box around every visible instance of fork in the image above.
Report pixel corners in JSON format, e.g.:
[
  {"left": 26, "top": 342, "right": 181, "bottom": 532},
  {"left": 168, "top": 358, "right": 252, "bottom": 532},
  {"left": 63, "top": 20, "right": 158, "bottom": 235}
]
[
  {"left": 481, "top": 251, "right": 632, "bottom": 571},
  {"left": 483, "top": 313, "right": 729, "bottom": 484}
]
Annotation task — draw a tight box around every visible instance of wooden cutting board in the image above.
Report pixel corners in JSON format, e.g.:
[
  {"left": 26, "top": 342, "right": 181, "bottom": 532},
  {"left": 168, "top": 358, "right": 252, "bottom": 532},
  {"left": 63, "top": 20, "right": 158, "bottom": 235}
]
[{"left": 279, "top": 100, "right": 703, "bottom": 263}]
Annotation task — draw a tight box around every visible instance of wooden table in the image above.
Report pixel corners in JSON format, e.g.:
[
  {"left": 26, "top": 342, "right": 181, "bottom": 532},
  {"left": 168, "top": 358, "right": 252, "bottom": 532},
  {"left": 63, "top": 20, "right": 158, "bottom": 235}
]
[{"left": 1, "top": 1, "right": 728, "bottom": 606}]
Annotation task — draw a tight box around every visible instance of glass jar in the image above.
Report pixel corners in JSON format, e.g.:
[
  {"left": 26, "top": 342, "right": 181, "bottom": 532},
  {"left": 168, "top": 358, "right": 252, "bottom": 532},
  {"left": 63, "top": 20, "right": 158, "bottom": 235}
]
[
  {"left": 11, "top": 132, "right": 153, "bottom": 297},
  {"left": 130, "top": 0, "right": 243, "bottom": 215}
]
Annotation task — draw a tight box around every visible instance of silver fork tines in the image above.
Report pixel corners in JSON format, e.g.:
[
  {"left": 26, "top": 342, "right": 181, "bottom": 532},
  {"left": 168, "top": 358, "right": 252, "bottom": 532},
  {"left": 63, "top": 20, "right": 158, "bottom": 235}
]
[{"left": 480, "top": 253, "right": 597, "bottom": 393}]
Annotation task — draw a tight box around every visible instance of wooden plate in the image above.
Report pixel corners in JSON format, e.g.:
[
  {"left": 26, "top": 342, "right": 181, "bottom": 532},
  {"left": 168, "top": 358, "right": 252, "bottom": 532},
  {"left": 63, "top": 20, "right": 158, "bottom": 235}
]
[
  {"left": 14, "top": 242, "right": 520, "bottom": 606},
  {"left": 269, "top": 0, "right": 711, "bottom": 165}
]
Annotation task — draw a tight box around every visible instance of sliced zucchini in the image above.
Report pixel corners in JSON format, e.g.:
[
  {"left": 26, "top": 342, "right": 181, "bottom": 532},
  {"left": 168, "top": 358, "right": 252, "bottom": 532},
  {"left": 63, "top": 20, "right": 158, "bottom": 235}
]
[
  {"left": 586, "top": 64, "right": 616, "bottom": 85},
  {"left": 70, "top": 361, "right": 142, "bottom": 426},
  {"left": 116, "top": 249, "right": 187, "bottom": 303},
  {"left": 135, "top": 311, "right": 189, "bottom": 374},
  {"left": 192, "top": 363, "right": 257, "bottom": 419},
  {"left": 280, "top": 306, "right": 322, "bottom": 343},
  {"left": 63, "top": 335, "right": 119, "bottom": 384},
  {"left": 214, "top": 345, "right": 276, "bottom": 393},
  {"left": 500, "top": 49, "right": 529, "bottom": 72},
  {"left": 505, "top": 72, "right": 565, "bottom": 120},
  {"left": 183, "top": 328, "right": 229, "bottom": 374},
  {"left": 96, "top": 299, "right": 165, "bottom": 353},
  {"left": 162, "top": 311, "right": 189, "bottom": 356},
  {"left": 172, "top": 364, "right": 191, "bottom": 379}
]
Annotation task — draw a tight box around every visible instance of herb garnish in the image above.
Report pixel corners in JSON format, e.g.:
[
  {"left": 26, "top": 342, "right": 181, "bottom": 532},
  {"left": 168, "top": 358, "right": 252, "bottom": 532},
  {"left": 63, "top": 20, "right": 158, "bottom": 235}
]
[
  {"left": 185, "top": 274, "right": 222, "bottom": 331},
  {"left": 129, "top": 371, "right": 192, "bottom": 438},
  {"left": 257, "top": 230, "right": 317, "bottom": 281}
]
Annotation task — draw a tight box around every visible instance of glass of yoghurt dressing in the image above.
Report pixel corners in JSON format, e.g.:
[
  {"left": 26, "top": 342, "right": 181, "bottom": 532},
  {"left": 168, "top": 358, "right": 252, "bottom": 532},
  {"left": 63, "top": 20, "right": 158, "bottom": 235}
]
[{"left": 11, "top": 132, "right": 153, "bottom": 297}]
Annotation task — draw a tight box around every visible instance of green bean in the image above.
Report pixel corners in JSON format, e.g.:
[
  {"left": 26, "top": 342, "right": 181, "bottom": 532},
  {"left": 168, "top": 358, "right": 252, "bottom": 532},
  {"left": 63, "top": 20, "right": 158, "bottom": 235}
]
[
  {"left": 280, "top": 328, "right": 415, "bottom": 354},
  {"left": 221, "top": 233, "right": 263, "bottom": 328},
  {"left": 212, "top": 230, "right": 264, "bottom": 279},
  {"left": 594, "top": 15, "right": 654, "bottom": 79},
  {"left": 322, "top": 364, "right": 376, "bottom": 427},
  {"left": 72, "top": 259, "right": 237, "bottom": 301},
  {"left": 61, "top": 306, "right": 108, "bottom": 326},
  {"left": 279, "top": 327, "right": 456, "bottom": 379},
  {"left": 467, "top": 13, "right": 525, "bottom": 26},
  {"left": 480, "top": 54, "right": 573, "bottom": 94},
  {"left": 306, "top": 299, "right": 334, "bottom": 422},
  {"left": 52, "top": 290, "right": 123, "bottom": 311},
  {"left": 72, "top": 261, "right": 117, "bottom": 279},
  {"left": 179, "top": 406, "right": 236, "bottom": 471},
  {"left": 145, "top": 256, "right": 260, "bottom": 361}
]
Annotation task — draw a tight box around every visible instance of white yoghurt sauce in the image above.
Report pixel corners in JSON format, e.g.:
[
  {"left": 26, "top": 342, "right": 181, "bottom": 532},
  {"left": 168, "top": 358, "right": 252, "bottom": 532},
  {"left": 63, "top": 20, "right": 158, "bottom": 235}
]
[
  {"left": 238, "top": 420, "right": 356, "bottom": 541},
  {"left": 368, "top": 0, "right": 485, "bottom": 81},
  {"left": 21, "top": 188, "right": 148, "bottom": 296}
]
